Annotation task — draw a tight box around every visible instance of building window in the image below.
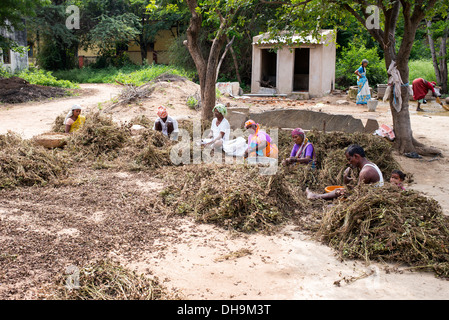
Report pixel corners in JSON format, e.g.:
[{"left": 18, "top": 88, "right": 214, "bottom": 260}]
[{"left": 2, "top": 49, "right": 11, "bottom": 64}]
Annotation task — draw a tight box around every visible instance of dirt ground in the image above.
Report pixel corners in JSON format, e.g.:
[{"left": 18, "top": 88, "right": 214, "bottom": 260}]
[
  {"left": 0, "top": 77, "right": 69, "bottom": 104},
  {"left": 1, "top": 79, "right": 449, "bottom": 300}
]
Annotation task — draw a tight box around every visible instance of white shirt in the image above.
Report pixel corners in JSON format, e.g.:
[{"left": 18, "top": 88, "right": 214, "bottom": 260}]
[
  {"left": 153, "top": 116, "right": 179, "bottom": 137},
  {"left": 211, "top": 117, "right": 230, "bottom": 141}
]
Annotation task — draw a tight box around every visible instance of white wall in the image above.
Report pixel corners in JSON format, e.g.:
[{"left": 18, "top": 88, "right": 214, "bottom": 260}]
[
  {"left": 0, "top": 26, "right": 29, "bottom": 73},
  {"left": 251, "top": 30, "right": 336, "bottom": 97}
]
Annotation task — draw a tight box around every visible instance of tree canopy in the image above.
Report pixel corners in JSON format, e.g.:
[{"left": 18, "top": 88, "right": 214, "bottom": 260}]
[{"left": 0, "top": 0, "right": 50, "bottom": 53}]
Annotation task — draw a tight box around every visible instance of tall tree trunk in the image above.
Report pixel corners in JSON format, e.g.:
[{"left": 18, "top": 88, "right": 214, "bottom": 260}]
[
  {"left": 382, "top": 1, "right": 441, "bottom": 156},
  {"left": 140, "top": 41, "right": 148, "bottom": 65},
  {"left": 185, "top": 0, "right": 229, "bottom": 120},
  {"left": 439, "top": 18, "right": 448, "bottom": 93},
  {"left": 227, "top": 35, "right": 242, "bottom": 84},
  {"left": 139, "top": 15, "right": 147, "bottom": 65},
  {"left": 426, "top": 19, "right": 442, "bottom": 84},
  {"left": 426, "top": 17, "right": 448, "bottom": 93},
  {"left": 384, "top": 49, "right": 415, "bottom": 154}
]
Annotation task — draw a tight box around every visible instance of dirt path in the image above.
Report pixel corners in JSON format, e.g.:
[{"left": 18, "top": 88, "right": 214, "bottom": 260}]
[
  {"left": 0, "top": 83, "right": 123, "bottom": 139},
  {"left": 2, "top": 84, "right": 449, "bottom": 300}
]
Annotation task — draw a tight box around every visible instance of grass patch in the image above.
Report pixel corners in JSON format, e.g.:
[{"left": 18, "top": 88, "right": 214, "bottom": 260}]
[
  {"left": 53, "top": 64, "right": 195, "bottom": 86},
  {"left": 409, "top": 59, "right": 437, "bottom": 84}
]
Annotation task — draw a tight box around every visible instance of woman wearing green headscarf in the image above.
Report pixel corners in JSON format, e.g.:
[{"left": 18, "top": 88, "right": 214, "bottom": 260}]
[{"left": 204, "top": 103, "right": 231, "bottom": 150}]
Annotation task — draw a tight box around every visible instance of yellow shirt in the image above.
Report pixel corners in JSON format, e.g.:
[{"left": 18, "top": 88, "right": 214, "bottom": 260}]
[{"left": 68, "top": 115, "right": 86, "bottom": 133}]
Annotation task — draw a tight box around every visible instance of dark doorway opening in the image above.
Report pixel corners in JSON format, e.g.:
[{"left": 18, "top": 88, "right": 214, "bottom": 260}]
[
  {"left": 293, "top": 48, "right": 309, "bottom": 91},
  {"left": 260, "top": 49, "right": 277, "bottom": 88}
]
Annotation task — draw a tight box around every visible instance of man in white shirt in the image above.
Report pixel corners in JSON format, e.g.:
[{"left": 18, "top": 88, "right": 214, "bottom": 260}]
[{"left": 153, "top": 106, "right": 179, "bottom": 140}]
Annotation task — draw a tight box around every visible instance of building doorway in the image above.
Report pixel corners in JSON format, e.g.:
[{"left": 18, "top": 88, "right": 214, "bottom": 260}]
[
  {"left": 293, "top": 48, "right": 309, "bottom": 91},
  {"left": 260, "top": 49, "right": 277, "bottom": 89}
]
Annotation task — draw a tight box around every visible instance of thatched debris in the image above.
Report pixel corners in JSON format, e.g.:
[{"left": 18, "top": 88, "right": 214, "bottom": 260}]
[
  {"left": 105, "top": 73, "right": 188, "bottom": 111},
  {"left": 159, "top": 164, "right": 302, "bottom": 233},
  {"left": 0, "top": 132, "right": 69, "bottom": 189},
  {"left": 43, "top": 259, "right": 168, "bottom": 300},
  {"left": 318, "top": 184, "right": 449, "bottom": 278}
]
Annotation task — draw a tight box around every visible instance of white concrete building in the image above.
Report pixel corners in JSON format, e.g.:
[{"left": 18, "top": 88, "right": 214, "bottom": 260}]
[
  {"left": 1, "top": 25, "right": 28, "bottom": 73},
  {"left": 250, "top": 29, "right": 336, "bottom": 98}
]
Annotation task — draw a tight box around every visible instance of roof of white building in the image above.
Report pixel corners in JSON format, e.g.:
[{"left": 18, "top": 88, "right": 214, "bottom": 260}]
[{"left": 252, "top": 29, "right": 335, "bottom": 46}]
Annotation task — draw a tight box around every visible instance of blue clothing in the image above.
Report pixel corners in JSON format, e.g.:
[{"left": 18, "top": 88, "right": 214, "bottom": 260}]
[{"left": 356, "top": 66, "right": 371, "bottom": 104}]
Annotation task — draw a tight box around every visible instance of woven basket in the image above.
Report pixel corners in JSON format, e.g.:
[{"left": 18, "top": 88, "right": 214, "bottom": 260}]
[{"left": 34, "top": 132, "right": 69, "bottom": 148}]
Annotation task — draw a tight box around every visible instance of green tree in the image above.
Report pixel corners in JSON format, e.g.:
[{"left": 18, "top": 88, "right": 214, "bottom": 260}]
[
  {"left": 89, "top": 13, "right": 140, "bottom": 57},
  {"left": 0, "top": 0, "right": 49, "bottom": 55},
  {"left": 265, "top": 0, "right": 448, "bottom": 155},
  {"left": 29, "top": 2, "right": 80, "bottom": 70},
  {"left": 336, "top": 40, "right": 387, "bottom": 89},
  {"left": 169, "top": 0, "right": 255, "bottom": 120},
  {"left": 133, "top": 0, "right": 186, "bottom": 65}
]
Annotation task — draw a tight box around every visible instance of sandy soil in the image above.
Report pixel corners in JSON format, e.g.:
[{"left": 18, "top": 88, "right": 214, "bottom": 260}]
[
  {"left": 0, "top": 83, "right": 123, "bottom": 139},
  {"left": 1, "top": 80, "right": 449, "bottom": 300}
]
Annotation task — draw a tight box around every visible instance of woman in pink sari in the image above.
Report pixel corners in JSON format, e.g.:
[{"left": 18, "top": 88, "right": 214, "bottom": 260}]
[{"left": 244, "top": 120, "right": 278, "bottom": 159}]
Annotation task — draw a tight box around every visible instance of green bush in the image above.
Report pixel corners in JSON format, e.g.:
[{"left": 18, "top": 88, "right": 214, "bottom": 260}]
[
  {"left": 17, "top": 68, "right": 79, "bottom": 89},
  {"left": 335, "top": 42, "right": 388, "bottom": 89}
]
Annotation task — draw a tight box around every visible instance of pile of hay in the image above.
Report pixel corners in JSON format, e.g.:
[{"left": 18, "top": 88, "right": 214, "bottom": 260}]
[
  {"left": 120, "top": 128, "right": 175, "bottom": 170},
  {"left": 318, "top": 184, "right": 449, "bottom": 278},
  {"left": 64, "top": 112, "right": 131, "bottom": 162},
  {"left": 0, "top": 132, "right": 68, "bottom": 188},
  {"left": 44, "top": 259, "right": 167, "bottom": 300},
  {"left": 278, "top": 130, "right": 400, "bottom": 172},
  {"left": 51, "top": 113, "right": 176, "bottom": 169},
  {"left": 159, "top": 164, "right": 301, "bottom": 233}
]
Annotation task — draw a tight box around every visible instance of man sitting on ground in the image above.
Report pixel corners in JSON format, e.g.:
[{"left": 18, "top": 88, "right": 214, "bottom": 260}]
[
  {"left": 153, "top": 105, "right": 179, "bottom": 140},
  {"left": 306, "top": 144, "right": 384, "bottom": 200}
]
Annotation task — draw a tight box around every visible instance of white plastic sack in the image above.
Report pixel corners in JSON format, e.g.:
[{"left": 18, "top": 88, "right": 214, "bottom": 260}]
[
  {"left": 386, "top": 61, "right": 405, "bottom": 112},
  {"left": 383, "top": 85, "right": 392, "bottom": 103},
  {"left": 222, "top": 137, "right": 247, "bottom": 157}
]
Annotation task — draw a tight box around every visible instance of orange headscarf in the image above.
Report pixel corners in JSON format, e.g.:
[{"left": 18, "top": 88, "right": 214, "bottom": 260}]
[
  {"left": 245, "top": 119, "right": 260, "bottom": 135},
  {"left": 157, "top": 106, "right": 167, "bottom": 118}
]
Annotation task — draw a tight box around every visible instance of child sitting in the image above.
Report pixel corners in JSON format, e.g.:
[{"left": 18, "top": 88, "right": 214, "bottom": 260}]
[{"left": 390, "top": 169, "right": 406, "bottom": 190}]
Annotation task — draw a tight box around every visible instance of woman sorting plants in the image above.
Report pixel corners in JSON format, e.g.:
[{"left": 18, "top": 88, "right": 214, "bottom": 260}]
[
  {"left": 282, "top": 128, "right": 315, "bottom": 167},
  {"left": 244, "top": 120, "right": 278, "bottom": 159},
  {"left": 64, "top": 104, "right": 86, "bottom": 133}
]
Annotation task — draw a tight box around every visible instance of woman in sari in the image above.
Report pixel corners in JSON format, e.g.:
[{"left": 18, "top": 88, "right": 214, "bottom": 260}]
[
  {"left": 64, "top": 104, "right": 86, "bottom": 133},
  {"left": 282, "top": 128, "right": 315, "bottom": 167},
  {"left": 244, "top": 120, "right": 278, "bottom": 159},
  {"left": 354, "top": 59, "right": 371, "bottom": 105}
]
